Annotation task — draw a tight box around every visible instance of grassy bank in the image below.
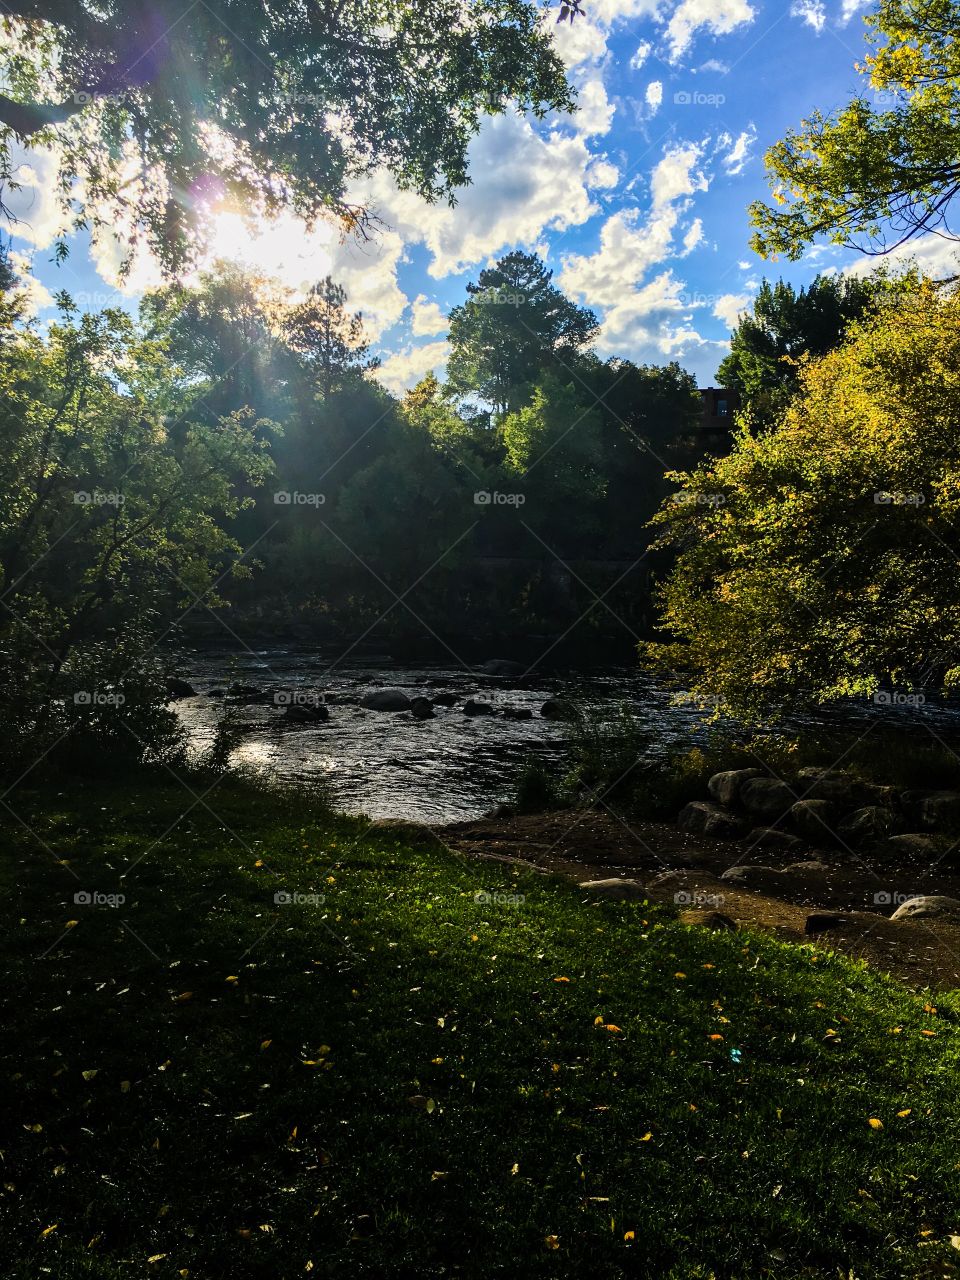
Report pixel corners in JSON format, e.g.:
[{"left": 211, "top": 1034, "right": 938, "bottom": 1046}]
[{"left": 3, "top": 776, "right": 960, "bottom": 1278}]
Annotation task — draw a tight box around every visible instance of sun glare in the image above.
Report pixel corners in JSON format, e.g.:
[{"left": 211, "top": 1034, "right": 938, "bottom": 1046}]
[{"left": 201, "top": 209, "right": 335, "bottom": 293}]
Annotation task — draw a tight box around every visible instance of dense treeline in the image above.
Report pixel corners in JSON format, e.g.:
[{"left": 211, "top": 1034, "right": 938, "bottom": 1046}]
[{"left": 0, "top": 247, "right": 708, "bottom": 769}]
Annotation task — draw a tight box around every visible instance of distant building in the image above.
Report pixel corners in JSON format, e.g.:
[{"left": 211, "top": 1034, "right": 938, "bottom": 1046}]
[{"left": 699, "top": 386, "right": 738, "bottom": 434}]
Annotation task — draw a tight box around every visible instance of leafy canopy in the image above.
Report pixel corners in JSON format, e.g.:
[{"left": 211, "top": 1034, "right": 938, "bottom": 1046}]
[
  {"left": 0, "top": 0, "right": 573, "bottom": 270},
  {"left": 751, "top": 0, "right": 960, "bottom": 260},
  {"left": 647, "top": 277, "right": 960, "bottom": 719}
]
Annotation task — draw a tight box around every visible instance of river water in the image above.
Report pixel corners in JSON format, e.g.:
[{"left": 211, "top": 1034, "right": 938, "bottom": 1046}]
[{"left": 175, "top": 646, "right": 960, "bottom": 823}]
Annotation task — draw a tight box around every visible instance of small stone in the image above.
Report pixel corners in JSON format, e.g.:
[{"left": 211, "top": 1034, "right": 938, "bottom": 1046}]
[
  {"left": 410, "top": 697, "right": 435, "bottom": 720},
  {"left": 360, "top": 689, "right": 413, "bottom": 712},
  {"left": 839, "top": 806, "right": 896, "bottom": 840},
  {"left": 463, "top": 699, "right": 494, "bottom": 716},
  {"left": 698, "top": 911, "right": 738, "bottom": 931},
  {"left": 746, "top": 827, "right": 804, "bottom": 852}
]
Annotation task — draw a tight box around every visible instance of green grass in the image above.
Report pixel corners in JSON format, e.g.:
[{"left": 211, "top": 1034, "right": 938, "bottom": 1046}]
[{"left": 3, "top": 776, "right": 960, "bottom": 1278}]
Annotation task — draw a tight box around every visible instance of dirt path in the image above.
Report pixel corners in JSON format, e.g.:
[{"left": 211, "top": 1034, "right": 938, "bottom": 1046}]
[{"left": 440, "top": 809, "right": 960, "bottom": 990}]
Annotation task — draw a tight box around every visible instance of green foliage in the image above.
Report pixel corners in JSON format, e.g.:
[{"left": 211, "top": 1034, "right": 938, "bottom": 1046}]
[
  {"left": 0, "top": 1, "right": 574, "bottom": 270},
  {"left": 751, "top": 0, "right": 960, "bottom": 259},
  {"left": 647, "top": 278, "right": 960, "bottom": 719},
  {"left": 0, "top": 301, "right": 273, "bottom": 772},
  {"left": 717, "top": 274, "right": 888, "bottom": 429},
  {"left": 283, "top": 276, "right": 380, "bottom": 398},
  {"left": 447, "top": 251, "right": 598, "bottom": 413}
]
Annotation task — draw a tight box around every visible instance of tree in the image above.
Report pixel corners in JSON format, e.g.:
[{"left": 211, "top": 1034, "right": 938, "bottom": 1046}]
[
  {"left": 0, "top": 302, "right": 273, "bottom": 768},
  {"left": 716, "top": 274, "right": 888, "bottom": 428},
  {"left": 283, "top": 277, "right": 379, "bottom": 399},
  {"left": 0, "top": 1, "right": 573, "bottom": 271},
  {"left": 646, "top": 278, "right": 960, "bottom": 720},
  {"left": 446, "top": 251, "right": 598, "bottom": 413},
  {"left": 751, "top": 0, "right": 960, "bottom": 260}
]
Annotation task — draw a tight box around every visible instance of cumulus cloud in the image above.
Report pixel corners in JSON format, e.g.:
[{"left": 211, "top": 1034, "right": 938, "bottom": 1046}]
[
  {"left": 663, "top": 0, "right": 756, "bottom": 62},
  {"left": 4, "top": 144, "right": 65, "bottom": 248},
  {"left": 712, "top": 292, "right": 750, "bottom": 328},
  {"left": 646, "top": 80, "right": 664, "bottom": 114},
  {"left": 375, "top": 339, "right": 450, "bottom": 395},
  {"left": 410, "top": 295, "right": 448, "bottom": 336},
  {"left": 558, "top": 141, "right": 722, "bottom": 369},
  {"left": 844, "top": 234, "right": 960, "bottom": 281},
  {"left": 791, "top": 0, "right": 826, "bottom": 31},
  {"left": 9, "top": 250, "right": 55, "bottom": 314},
  {"left": 575, "top": 78, "right": 616, "bottom": 136}
]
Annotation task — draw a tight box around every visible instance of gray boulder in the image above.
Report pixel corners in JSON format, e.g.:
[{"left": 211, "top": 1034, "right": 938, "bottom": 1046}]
[
  {"left": 410, "top": 697, "right": 435, "bottom": 720},
  {"left": 707, "top": 768, "right": 762, "bottom": 808},
  {"left": 719, "top": 866, "right": 788, "bottom": 893},
  {"left": 795, "top": 768, "right": 859, "bottom": 804},
  {"left": 502, "top": 706, "right": 534, "bottom": 720},
  {"left": 540, "top": 699, "right": 571, "bottom": 719},
  {"left": 740, "top": 777, "right": 795, "bottom": 821},
  {"left": 919, "top": 791, "right": 960, "bottom": 831},
  {"left": 839, "top": 806, "right": 896, "bottom": 841},
  {"left": 882, "top": 833, "right": 943, "bottom": 858},
  {"left": 890, "top": 895, "right": 960, "bottom": 922},
  {"left": 361, "top": 689, "right": 412, "bottom": 712},
  {"left": 746, "top": 827, "right": 804, "bottom": 853},
  {"left": 281, "top": 702, "right": 329, "bottom": 724},
  {"left": 790, "top": 799, "right": 836, "bottom": 842},
  {"left": 431, "top": 692, "right": 457, "bottom": 707},
  {"left": 678, "top": 800, "right": 746, "bottom": 839}
]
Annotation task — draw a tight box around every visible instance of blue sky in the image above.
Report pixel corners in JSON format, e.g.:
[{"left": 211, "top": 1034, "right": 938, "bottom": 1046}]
[{"left": 6, "top": 0, "right": 957, "bottom": 393}]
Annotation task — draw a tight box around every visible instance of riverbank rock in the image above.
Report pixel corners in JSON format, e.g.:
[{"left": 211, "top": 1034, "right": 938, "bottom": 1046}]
[
  {"left": 678, "top": 801, "right": 745, "bottom": 840},
  {"left": 464, "top": 699, "right": 494, "bottom": 716},
  {"left": 839, "top": 806, "right": 896, "bottom": 841},
  {"left": 165, "top": 677, "right": 197, "bottom": 699},
  {"left": 431, "top": 692, "right": 457, "bottom": 707},
  {"left": 475, "top": 659, "right": 525, "bottom": 677},
  {"left": 502, "top": 706, "right": 533, "bottom": 720},
  {"left": 579, "top": 878, "right": 648, "bottom": 900},
  {"left": 719, "top": 866, "right": 788, "bottom": 894},
  {"left": 795, "top": 769, "right": 859, "bottom": 805},
  {"left": 790, "top": 799, "right": 836, "bottom": 842},
  {"left": 881, "top": 833, "right": 943, "bottom": 859},
  {"left": 746, "top": 827, "right": 805, "bottom": 853},
  {"left": 360, "top": 689, "right": 412, "bottom": 712},
  {"left": 740, "top": 777, "right": 795, "bottom": 821},
  {"left": 410, "top": 697, "right": 435, "bottom": 720},
  {"left": 281, "top": 703, "right": 329, "bottom": 724},
  {"left": 707, "top": 768, "right": 762, "bottom": 807},
  {"left": 805, "top": 912, "right": 850, "bottom": 936},
  {"left": 540, "top": 699, "right": 571, "bottom": 719},
  {"left": 890, "top": 895, "right": 960, "bottom": 922},
  {"left": 919, "top": 792, "right": 960, "bottom": 831}
]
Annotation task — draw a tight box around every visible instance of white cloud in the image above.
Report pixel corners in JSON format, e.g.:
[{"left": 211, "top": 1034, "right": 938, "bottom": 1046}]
[
  {"left": 712, "top": 292, "right": 750, "bottom": 328},
  {"left": 682, "top": 217, "right": 705, "bottom": 253},
  {"left": 840, "top": 0, "right": 871, "bottom": 21},
  {"left": 697, "top": 57, "right": 730, "bottom": 73},
  {"left": 410, "top": 295, "right": 447, "bottom": 336},
  {"left": 631, "top": 40, "right": 654, "bottom": 69},
  {"left": 722, "top": 125, "right": 758, "bottom": 175},
  {"left": 575, "top": 78, "right": 616, "bottom": 136},
  {"left": 791, "top": 0, "right": 826, "bottom": 31},
  {"left": 646, "top": 80, "right": 664, "bottom": 113},
  {"left": 844, "top": 234, "right": 960, "bottom": 281},
  {"left": 664, "top": 0, "right": 756, "bottom": 62},
  {"left": 9, "top": 250, "right": 55, "bottom": 314},
  {"left": 559, "top": 142, "right": 719, "bottom": 367},
  {"left": 367, "top": 113, "right": 604, "bottom": 279},
  {"left": 587, "top": 157, "right": 621, "bottom": 188},
  {"left": 5, "top": 144, "right": 64, "bottom": 248},
  {"left": 376, "top": 339, "right": 450, "bottom": 395}
]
